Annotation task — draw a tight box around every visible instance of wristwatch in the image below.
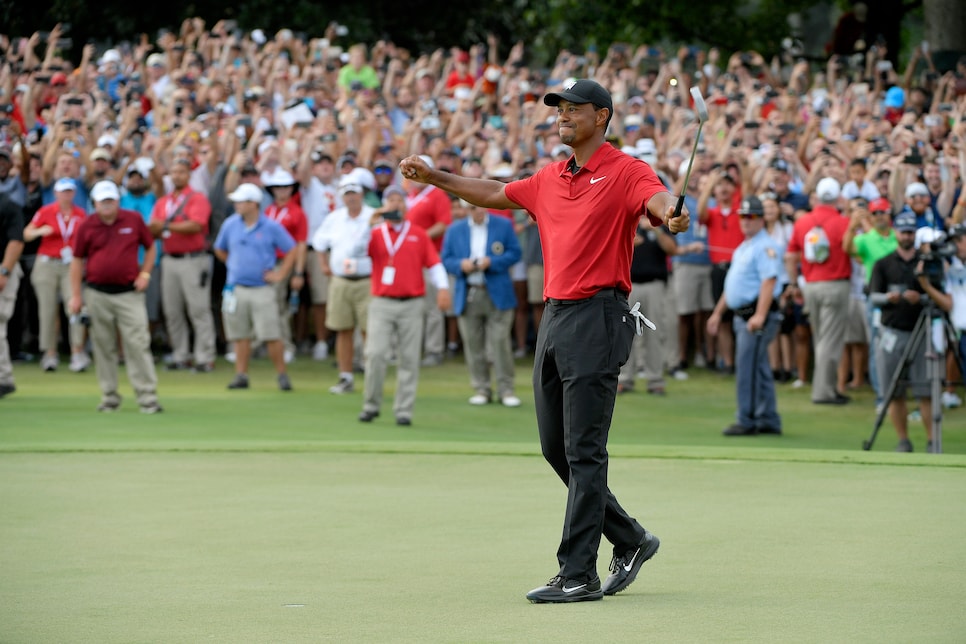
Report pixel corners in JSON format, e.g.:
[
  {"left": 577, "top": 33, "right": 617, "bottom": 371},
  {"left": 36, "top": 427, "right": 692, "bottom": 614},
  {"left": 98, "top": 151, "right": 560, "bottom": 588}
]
[{"left": 0, "top": 266, "right": 10, "bottom": 277}]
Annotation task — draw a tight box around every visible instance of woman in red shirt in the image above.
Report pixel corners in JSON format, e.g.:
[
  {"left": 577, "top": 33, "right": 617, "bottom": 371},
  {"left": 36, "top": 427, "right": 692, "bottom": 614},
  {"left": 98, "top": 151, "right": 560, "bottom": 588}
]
[{"left": 23, "top": 178, "right": 90, "bottom": 372}]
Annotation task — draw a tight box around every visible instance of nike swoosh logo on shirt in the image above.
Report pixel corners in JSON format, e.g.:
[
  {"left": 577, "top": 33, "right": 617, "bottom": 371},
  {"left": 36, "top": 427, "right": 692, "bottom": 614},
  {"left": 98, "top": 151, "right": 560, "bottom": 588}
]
[{"left": 590, "top": 176, "right": 607, "bottom": 184}]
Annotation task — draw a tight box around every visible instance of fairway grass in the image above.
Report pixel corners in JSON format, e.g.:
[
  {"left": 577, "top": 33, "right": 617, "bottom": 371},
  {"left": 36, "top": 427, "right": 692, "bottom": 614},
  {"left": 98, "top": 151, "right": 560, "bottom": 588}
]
[{"left": 2, "top": 357, "right": 966, "bottom": 642}]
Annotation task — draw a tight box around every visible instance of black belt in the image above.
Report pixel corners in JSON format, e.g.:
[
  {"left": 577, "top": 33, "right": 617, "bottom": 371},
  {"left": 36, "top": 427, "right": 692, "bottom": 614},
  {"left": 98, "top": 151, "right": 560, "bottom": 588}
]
[
  {"left": 87, "top": 283, "right": 136, "bottom": 294},
  {"left": 713, "top": 262, "right": 731, "bottom": 270},
  {"left": 545, "top": 287, "right": 627, "bottom": 307},
  {"left": 337, "top": 274, "right": 371, "bottom": 281},
  {"left": 733, "top": 300, "right": 780, "bottom": 320},
  {"left": 384, "top": 295, "right": 420, "bottom": 301},
  {"left": 166, "top": 251, "right": 207, "bottom": 259}
]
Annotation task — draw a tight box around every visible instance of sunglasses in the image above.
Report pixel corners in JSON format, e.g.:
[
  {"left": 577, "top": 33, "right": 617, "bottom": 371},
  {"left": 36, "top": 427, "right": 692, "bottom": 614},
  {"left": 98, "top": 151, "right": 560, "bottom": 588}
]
[
  {"left": 374, "top": 166, "right": 393, "bottom": 175},
  {"left": 871, "top": 210, "right": 890, "bottom": 215},
  {"left": 738, "top": 213, "right": 763, "bottom": 218}
]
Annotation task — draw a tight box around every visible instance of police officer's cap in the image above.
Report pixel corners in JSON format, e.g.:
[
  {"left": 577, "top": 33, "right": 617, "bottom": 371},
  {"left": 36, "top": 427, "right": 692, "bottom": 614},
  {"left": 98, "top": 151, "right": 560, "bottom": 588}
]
[{"left": 738, "top": 196, "right": 765, "bottom": 216}]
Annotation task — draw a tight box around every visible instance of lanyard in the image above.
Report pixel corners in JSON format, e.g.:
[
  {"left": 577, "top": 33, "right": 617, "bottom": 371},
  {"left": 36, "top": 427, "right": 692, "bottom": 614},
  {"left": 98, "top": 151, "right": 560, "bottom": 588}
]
[
  {"left": 266, "top": 205, "right": 288, "bottom": 224},
  {"left": 380, "top": 221, "right": 409, "bottom": 265},
  {"left": 406, "top": 185, "right": 434, "bottom": 209},
  {"left": 56, "top": 211, "right": 77, "bottom": 246},
  {"left": 165, "top": 190, "right": 191, "bottom": 221}
]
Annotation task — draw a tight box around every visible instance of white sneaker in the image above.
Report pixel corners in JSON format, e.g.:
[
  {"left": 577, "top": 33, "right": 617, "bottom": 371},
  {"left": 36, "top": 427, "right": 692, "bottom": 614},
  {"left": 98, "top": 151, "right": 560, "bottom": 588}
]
[
  {"left": 329, "top": 377, "right": 354, "bottom": 394},
  {"left": 791, "top": 379, "right": 805, "bottom": 389},
  {"left": 69, "top": 352, "right": 91, "bottom": 373},
  {"left": 41, "top": 354, "right": 59, "bottom": 372},
  {"left": 284, "top": 348, "right": 295, "bottom": 364},
  {"left": 670, "top": 368, "right": 689, "bottom": 381},
  {"left": 225, "top": 351, "right": 236, "bottom": 364},
  {"left": 468, "top": 394, "right": 490, "bottom": 405},
  {"left": 501, "top": 395, "right": 522, "bottom": 407},
  {"left": 312, "top": 341, "right": 329, "bottom": 361},
  {"left": 941, "top": 391, "right": 962, "bottom": 409}
]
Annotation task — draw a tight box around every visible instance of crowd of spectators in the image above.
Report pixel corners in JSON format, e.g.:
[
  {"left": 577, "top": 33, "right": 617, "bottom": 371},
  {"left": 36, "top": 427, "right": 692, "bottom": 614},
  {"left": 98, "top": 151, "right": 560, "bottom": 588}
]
[{"left": 1, "top": 18, "right": 965, "bottom": 426}]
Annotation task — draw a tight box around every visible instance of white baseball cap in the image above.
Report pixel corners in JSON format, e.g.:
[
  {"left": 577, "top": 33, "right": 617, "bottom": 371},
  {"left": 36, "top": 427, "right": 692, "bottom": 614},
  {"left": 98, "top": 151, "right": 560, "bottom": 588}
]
[
  {"left": 53, "top": 177, "right": 77, "bottom": 193},
  {"left": 228, "top": 183, "right": 264, "bottom": 203},
  {"left": 816, "top": 177, "right": 841, "bottom": 202},
  {"left": 262, "top": 168, "right": 297, "bottom": 188},
  {"left": 91, "top": 181, "right": 120, "bottom": 202},
  {"left": 904, "top": 182, "right": 930, "bottom": 199}
]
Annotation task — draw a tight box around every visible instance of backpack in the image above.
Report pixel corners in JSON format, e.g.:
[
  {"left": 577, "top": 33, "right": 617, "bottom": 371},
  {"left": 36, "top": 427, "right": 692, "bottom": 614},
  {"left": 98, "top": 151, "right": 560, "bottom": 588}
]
[{"left": 804, "top": 223, "right": 830, "bottom": 263}]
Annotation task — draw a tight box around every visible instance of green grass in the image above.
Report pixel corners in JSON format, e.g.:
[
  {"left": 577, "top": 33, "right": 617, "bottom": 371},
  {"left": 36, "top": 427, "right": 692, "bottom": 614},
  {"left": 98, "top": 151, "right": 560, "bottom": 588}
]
[{"left": 2, "top": 357, "right": 965, "bottom": 642}]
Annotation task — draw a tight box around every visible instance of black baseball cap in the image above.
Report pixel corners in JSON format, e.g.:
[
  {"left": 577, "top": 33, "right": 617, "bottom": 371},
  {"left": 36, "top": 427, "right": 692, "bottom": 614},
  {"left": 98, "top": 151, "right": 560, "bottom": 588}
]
[
  {"left": 544, "top": 79, "right": 613, "bottom": 117},
  {"left": 738, "top": 196, "right": 765, "bottom": 216}
]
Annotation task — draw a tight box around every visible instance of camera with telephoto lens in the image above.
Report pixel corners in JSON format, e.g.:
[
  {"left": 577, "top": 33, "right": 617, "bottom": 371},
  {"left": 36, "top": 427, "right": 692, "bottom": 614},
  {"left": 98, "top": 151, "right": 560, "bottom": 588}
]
[{"left": 918, "top": 233, "right": 957, "bottom": 286}]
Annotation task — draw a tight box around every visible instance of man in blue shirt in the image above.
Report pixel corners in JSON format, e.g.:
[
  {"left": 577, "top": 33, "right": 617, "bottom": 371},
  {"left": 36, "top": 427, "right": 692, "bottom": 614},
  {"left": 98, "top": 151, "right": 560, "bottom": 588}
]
[
  {"left": 213, "top": 184, "right": 296, "bottom": 391},
  {"left": 707, "top": 196, "right": 786, "bottom": 436}
]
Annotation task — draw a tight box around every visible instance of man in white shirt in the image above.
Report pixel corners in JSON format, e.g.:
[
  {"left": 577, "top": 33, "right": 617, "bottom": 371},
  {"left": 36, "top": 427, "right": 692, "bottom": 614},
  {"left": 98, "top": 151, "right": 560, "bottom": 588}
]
[
  {"left": 310, "top": 179, "right": 375, "bottom": 394},
  {"left": 299, "top": 149, "right": 342, "bottom": 360}
]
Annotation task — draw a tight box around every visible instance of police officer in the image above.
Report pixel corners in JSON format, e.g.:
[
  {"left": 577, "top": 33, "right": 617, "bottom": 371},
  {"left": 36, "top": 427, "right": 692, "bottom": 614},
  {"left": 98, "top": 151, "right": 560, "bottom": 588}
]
[{"left": 707, "top": 196, "right": 786, "bottom": 436}]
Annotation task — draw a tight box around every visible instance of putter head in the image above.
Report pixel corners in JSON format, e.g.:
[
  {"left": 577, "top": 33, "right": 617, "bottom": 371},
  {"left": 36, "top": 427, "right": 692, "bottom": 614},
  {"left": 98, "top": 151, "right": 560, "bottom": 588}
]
[{"left": 690, "top": 87, "right": 709, "bottom": 123}]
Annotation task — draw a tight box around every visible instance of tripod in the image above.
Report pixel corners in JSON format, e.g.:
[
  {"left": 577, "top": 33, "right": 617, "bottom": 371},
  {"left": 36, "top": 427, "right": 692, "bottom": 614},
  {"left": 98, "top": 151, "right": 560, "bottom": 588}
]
[{"left": 863, "top": 299, "right": 965, "bottom": 452}]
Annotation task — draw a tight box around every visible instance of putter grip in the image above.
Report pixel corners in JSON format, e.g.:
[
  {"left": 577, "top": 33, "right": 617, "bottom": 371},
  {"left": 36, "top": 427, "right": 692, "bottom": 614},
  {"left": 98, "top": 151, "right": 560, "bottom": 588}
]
[{"left": 672, "top": 194, "right": 685, "bottom": 219}]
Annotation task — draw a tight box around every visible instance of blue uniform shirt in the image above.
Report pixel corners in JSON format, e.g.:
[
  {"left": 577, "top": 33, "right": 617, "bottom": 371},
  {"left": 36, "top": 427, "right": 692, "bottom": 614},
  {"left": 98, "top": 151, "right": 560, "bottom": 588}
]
[
  {"left": 671, "top": 194, "right": 710, "bottom": 266},
  {"left": 724, "top": 229, "right": 786, "bottom": 310},
  {"left": 214, "top": 213, "right": 295, "bottom": 287}
]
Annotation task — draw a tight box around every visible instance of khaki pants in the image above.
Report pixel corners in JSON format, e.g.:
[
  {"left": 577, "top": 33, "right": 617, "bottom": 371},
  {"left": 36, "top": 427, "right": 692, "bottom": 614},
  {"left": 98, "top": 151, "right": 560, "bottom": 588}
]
[
  {"left": 803, "top": 280, "right": 851, "bottom": 402},
  {"left": 422, "top": 269, "right": 444, "bottom": 356},
  {"left": 161, "top": 254, "right": 216, "bottom": 365},
  {"left": 85, "top": 288, "right": 159, "bottom": 407},
  {"left": 272, "top": 260, "right": 295, "bottom": 354},
  {"left": 619, "top": 280, "right": 667, "bottom": 389},
  {"left": 0, "top": 266, "right": 22, "bottom": 385},
  {"left": 457, "top": 286, "right": 515, "bottom": 399},
  {"left": 363, "top": 297, "right": 424, "bottom": 420},
  {"left": 31, "top": 257, "right": 85, "bottom": 352}
]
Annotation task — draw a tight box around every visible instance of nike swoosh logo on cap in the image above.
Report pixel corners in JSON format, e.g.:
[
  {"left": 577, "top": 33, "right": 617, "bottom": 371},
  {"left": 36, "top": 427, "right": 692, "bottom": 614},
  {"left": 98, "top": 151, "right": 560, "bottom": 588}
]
[{"left": 590, "top": 176, "right": 607, "bottom": 184}]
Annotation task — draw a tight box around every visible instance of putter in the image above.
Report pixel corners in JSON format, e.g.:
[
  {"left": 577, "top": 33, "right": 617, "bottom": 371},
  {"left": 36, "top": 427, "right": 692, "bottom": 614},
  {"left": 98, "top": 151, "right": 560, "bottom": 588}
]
[{"left": 672, "top": 87, "right": 709, "bottom": 219}]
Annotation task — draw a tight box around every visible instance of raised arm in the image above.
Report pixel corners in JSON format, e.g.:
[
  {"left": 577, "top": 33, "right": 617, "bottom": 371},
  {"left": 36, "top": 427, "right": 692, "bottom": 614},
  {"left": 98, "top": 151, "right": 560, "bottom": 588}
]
[{"left": 399, "top": 155, "right": 517, "bottom": 210}]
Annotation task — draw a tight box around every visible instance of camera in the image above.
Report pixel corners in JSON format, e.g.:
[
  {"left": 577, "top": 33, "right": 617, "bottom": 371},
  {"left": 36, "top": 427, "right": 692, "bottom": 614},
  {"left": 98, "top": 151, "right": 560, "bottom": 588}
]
[
  {"left": 70, "top": 311, "right": 91, "bottom": 327},
  {"left": 382, "top": 209, "right": 402, "bottom": 222},
  {"left": 919, "top": 235, "right": 957, "bottom": 283}
]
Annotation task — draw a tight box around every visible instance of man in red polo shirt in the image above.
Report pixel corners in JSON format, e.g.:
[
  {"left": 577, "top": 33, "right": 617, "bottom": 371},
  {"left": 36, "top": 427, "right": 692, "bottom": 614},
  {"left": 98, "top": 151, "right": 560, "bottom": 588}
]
[
  {"left": 785, "top": 177, "right": 853, "bottom": 405},
  {"left": 148, "top": 158, "right": 215, "bottom": 372},
  {"left": 359, "top": 185, "right": 451, "bottom": 426},
  {"left": 697, "top": 168, "right": 744, "bottom": 374},
  {"left": 69, "top": 181, "right": 162, "bottom": 414},
  {"left": 404, "top": 156, "right": 452, "bottom": 366},
  {"left": 400, "top": 78, "right": 689, "bottom": 604}
]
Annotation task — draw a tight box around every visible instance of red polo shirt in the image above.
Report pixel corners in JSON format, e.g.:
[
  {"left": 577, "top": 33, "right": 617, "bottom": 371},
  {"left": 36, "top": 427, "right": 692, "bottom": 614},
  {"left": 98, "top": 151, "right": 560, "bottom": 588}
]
[
  {"left": 30, "top": 203, "right": 88, "bottom": 258},
  {"left": 73, "top": 209, "right": 154, "bottom": 285},
  {"left": 787, "top": 204, "right": 852, "bottom": 282},
  {"left": 406, "top": 185, "right": 452, "bottom": 252},
  {"left": 266, "top": 201, "right": 308, "bottom": 259},
  {"left": 149, "top": 188, "right": 211, "bottom": 254},
  {"left": 704, "top": 190, "right": 745, "bottom": 264},
  {"left": 504, "top": 143, "right": 666, "bottom": 300},
  {"left": 368, "top": 221, "right": 440, "bottom": 298}
]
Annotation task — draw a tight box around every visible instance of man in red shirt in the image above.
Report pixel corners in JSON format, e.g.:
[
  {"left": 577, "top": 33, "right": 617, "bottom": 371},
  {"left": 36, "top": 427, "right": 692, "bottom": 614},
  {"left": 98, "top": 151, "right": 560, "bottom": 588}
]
[
  {"left": 263, "top": 169, "right": 308, "bottom": 363},
  {"left": 359, "top": 185, "right": 451, "bottom": 426},
  {"left": 404, "top": 156, "right": 453, "bottom": 366},
  {"left": 785, "top": 177, "right": 853, "bottom": 405},
  {"left": 23, "top": 178, "right": 90, "bottom": 372},
  {"left": 69, "top": 181, "right": 162, "bottom": 414},
  {"left": 401, "top": 79, "right": 689, "bottom": 603},
  {"left": 697, "top": 169, "right": 744, "bottom": 374},
  {"left": 148, "top": 158, "right": 215, "bottom": 372}
]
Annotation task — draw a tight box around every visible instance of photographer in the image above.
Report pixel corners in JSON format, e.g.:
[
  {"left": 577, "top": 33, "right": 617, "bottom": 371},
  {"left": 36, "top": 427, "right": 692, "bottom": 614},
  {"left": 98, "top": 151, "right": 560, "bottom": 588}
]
[
  {"left": 868, "top": 212, "right": 934, "bottom": 452},
  {"left": 916, "top": 224, "right": 966, "bottom": 405}
]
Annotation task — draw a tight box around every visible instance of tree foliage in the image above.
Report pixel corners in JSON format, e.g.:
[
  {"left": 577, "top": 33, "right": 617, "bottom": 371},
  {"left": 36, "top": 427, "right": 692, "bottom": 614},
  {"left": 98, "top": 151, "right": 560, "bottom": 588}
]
[{"left": 3, "top": 0, "right": 958, "bottom": 68}]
